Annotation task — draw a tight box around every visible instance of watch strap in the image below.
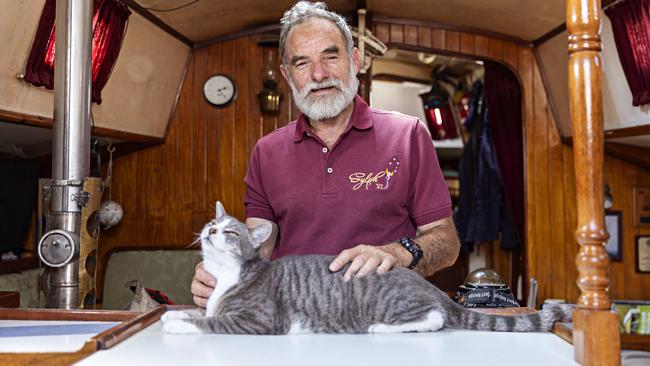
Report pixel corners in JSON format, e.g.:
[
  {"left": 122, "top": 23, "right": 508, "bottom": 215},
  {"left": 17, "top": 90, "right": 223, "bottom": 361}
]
[{"left": 398, "top": 237, "right": 423, "bottom": 269}]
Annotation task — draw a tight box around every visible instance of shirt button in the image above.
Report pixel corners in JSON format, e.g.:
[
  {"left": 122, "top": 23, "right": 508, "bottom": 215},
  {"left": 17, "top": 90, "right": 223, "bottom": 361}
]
[
  {"left": 322, "top": 147, "right": 328, "bottom": 153},
  {"left": 327, "top": 167, "right": 333, "bottom": 174}
]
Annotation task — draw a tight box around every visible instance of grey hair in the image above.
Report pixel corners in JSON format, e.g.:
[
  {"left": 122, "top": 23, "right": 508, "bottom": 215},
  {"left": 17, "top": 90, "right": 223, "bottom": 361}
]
[{"left": 279, "top": 1, "right": 354, "bottom": 66}]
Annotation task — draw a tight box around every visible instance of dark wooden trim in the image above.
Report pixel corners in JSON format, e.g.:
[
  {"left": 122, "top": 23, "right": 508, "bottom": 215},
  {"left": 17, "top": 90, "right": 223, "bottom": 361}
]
[
  {"left": 0, "top": 256, "right": 39, "bottom": 275},
  {"left": 532, "top": 0, "right": 623, "bottom": 48},
  {"left": 95, "top": 306, "right": 165, "bottom": 349},
  {"left": 0, "top": 109, "right": 164, "bottom": 144},
  {"left": 102, "top": 141, "right": 160, "bottom": 162},
  {"left": 533, "top": 47, "right": 563, "bottom": 136},
  {"left": 194, "top": 24, "right": 281, "bottom": 49},
  {"left": 0, "top": 109, "right": 51, "bottom": 128},
  {"left": 371, "top": 13, "right": 530, "bottom": 46},
  {"left": 604, "top": 124, "right": 650, "bottom": 140},
  {"left": 373, "top": 73, "right": 431, "bottom": 85},
  {"left": 563, "top": 137, "right": 650, "bottom": 171},
  {"left": 564, "top": 124, "right": 650, "bottom": 141},
  {"left": 533, "top": 23, "right": 566, "bottom": 48},
  {"left": 0, "top": 291, "right": 20, "bottom": 308},
  {"left": 602, "top": 0, "right": 623, "bottom": 11},
  {"left": 383, "top": 42, "right": 522, "bottom": 81},
  {"left": 0, "top": 307, "right": 139, "bottom": 321},
  {"left": 92, "top": 126, "right": 163, "bottom": 144},
  {"left": 163, "top": 50, "right": 193, "bottom": 140},
  {"left": 124, "top": 0, "right": 193, "bottom": 47},
  {"left": 553, "top": 322, "right": 574, "bottom": 344}
]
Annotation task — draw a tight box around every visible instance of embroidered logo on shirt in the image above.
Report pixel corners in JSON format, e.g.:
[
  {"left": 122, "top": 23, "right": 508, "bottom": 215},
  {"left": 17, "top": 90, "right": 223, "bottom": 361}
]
[{"left": 348, "top": 157, "right": 400, "bottom": 191}]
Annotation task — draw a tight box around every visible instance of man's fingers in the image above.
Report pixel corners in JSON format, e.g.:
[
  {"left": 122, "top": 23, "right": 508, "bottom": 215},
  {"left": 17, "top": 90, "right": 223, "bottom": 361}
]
[
  {"left": 329, "top": 248, "right": 355, "bottom": 272},
  {"left": 196, "top": 265, "right": 217, "bottom": 287},
  {"left": 191, "top": 278, "right": 214, "bottom": 298},
  {"left": 191, "top": 261, "right": 216, "bottom": 308},
  {"left": 356, "top": 256, "right": 381, "bottom": 278},
  {"left": 376, "top": 257, "right": 396, "bottom": 275},
  {"left": 193, "top": 295, "right": 208, "bottom": 309},
  {"left": 343, "top": 255, "right": 367, "bottom": 281}
]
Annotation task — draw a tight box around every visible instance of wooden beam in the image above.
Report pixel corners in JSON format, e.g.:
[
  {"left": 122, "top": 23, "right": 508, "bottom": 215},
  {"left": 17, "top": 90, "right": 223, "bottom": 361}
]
[
  {"left": 533, "top": 23, "right": 566, "bottom": 48},
  {"left": 123, "top": 0, "right": 193, "bottom": 47},
  {"left": 194, "top": 24, "right": 280, "bottom": 49},
  {"left": 566, "top": 0, "right": 621, "bottom": 364},
  {"left": 0, "top": 109, "right": 163, "bottom": 144},
  {"left": 563, "top": 136, "right": 650, "bottom": 171},
  {"left": 604, "top": 124, "right": 650, "bottom": 140},
  {"left": 534, "top": 0, "right": 623, "bottom": 48}
]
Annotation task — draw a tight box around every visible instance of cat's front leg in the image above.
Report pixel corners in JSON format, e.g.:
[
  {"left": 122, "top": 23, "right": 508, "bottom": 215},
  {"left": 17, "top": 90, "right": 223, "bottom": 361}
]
[
  {"left": 161, "top": 308, "right": 209, "bottom": 333},
  {"left": 162, "top": 319, "right": 204, "bottom": 334},
  {"left": 160, "top": 308, "right": 204, "bottom": 322}
]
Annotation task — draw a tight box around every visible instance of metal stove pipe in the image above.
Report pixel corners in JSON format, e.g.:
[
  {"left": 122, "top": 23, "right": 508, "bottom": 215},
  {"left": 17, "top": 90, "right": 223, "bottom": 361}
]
[{"left": 39, "top": 0, "right": 93, "bottom": 309}]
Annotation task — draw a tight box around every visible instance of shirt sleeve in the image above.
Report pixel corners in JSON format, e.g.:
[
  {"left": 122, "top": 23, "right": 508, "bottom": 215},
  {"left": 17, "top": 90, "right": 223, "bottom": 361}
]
[
  {"left": 407, "top": 119, "right": 452, "bottom": 227},
  {"left": 243, "top": 143, "right": 276, "bottom": 222}
]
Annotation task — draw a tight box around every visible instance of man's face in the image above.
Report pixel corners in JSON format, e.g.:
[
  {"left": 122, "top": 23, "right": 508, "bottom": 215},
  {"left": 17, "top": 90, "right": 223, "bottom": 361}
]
[{"left": 281, "top": 18, "right": 360, "bottom": 121}]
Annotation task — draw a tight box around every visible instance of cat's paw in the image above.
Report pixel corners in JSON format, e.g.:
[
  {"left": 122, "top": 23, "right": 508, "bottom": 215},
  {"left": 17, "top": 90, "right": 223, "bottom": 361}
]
[
  {"left": 162, "top": 319, "right": 202, "bottom": 334},
  {"left": 161, "top": 310, "right": 192, "bottom": 322},
  {"left": 161, "top": 309, "right": 204, "bottom": 321}
]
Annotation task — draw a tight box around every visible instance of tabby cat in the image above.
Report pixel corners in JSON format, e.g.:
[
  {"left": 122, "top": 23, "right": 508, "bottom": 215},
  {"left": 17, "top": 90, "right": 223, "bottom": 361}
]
[{"left": 161, "top": 202, "right": 572, "bottom": 335}]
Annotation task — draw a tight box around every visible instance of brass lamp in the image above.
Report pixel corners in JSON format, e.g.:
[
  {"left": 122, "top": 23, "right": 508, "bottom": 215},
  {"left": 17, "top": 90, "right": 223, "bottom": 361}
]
[{"left": 257, "top": 47, "right": 282, "bottom": 114}]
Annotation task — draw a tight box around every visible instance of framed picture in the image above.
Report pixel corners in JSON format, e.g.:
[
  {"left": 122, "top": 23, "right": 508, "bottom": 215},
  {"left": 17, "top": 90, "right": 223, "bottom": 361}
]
[
  {"left": 636, "top": 236, "right": 650, "bottom": 273},
  {"left": 605, "top": 211, "right": 622, "bottom": 261},
  {"left": 634, "top": 187, "right": 650, "bottom": 226}
]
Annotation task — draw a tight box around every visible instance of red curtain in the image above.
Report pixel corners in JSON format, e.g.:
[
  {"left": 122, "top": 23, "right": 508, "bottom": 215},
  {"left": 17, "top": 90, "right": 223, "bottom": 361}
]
[
  {"left": 24, "top": 0, "right": 131, "bottom": 104},
  {"left": 605, "top": 0, "right": 650, "bottom": 106},
  {"left": 484, "top": 62, "right": 524, "bottom": 247}
]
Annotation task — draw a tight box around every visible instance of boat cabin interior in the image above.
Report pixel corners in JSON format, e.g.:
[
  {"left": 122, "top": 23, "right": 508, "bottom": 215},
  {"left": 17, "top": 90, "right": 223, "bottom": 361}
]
[{"left": 1, "top": 0, "right": 650, "bottom": 365}]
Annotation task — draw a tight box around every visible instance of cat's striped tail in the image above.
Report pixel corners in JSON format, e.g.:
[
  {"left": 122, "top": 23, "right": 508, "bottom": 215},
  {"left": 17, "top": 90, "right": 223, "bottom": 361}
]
[{"left": 445, "top": 303, "right": 574, "bottom": 332}]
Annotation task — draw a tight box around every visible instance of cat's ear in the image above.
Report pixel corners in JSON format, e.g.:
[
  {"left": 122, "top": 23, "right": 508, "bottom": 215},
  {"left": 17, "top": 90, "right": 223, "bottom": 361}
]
[
  {"left": 215, "top": 201, "right": 226, "bottom": 218},
  {"left": 249, "top": 222, "right": 272, "bottom": 248}
]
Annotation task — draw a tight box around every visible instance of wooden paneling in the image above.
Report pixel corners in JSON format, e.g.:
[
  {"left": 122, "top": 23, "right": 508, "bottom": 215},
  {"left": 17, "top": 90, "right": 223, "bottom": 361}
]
[
  {"left": 98, "top": 21, "right": 650, "bottom": 307},
  {"left": 372, "top": 20, "right": 650, "bottom": 305},
  {"left": 96, "top": 36, "right": 294, "bottom": 302}
]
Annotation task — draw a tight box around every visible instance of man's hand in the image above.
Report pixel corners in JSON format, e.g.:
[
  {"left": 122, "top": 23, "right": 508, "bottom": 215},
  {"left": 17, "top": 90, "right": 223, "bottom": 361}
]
[
  {"left": 191, "top": 261, "right": 216, "bottom": 308},
  {"left": 328, "top": 244, "right": 411, "bottom": 282}
]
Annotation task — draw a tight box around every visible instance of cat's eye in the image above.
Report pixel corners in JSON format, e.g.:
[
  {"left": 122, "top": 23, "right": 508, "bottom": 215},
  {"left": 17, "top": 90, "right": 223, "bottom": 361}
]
[
  {"left": 224, "top": 231, "right": 239, "bottom": 237},
  {"left": 209, "top": 228, "right": 217, "bottom": 235}
]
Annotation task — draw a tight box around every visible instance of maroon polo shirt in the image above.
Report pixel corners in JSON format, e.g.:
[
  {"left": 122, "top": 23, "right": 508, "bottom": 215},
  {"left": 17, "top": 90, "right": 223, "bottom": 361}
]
[{"left": 244, "top": 95, "right": 451, "bottom": 259}]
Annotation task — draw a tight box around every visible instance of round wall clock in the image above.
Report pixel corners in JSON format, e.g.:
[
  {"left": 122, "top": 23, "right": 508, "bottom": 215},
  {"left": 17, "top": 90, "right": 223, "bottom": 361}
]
[{"left": 203, "top": 74, "right": 237, "bottom": 107}]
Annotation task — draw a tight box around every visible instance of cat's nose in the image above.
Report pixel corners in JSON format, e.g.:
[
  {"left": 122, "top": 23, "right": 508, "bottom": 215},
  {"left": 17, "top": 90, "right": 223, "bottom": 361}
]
[{"left": 209, "top": 228, "right": 217, "bottom": 235}]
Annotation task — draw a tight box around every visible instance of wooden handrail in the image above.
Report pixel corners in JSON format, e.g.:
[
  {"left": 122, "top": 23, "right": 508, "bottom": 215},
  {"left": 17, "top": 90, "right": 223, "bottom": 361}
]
[{"left": 566, "top": 0, "right": 621, "bottom": 364}]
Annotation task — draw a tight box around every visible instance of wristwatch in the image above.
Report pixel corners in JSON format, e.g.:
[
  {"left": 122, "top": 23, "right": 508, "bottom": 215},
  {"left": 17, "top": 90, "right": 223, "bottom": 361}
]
[{"left": 397, "top": 237, "right": 423, "bottom": 269}]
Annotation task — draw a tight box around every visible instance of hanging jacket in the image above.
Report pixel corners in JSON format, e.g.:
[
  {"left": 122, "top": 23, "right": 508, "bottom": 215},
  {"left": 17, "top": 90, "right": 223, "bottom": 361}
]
[{"left": 455, "top": 80, "right": 518, "bottom": 250}]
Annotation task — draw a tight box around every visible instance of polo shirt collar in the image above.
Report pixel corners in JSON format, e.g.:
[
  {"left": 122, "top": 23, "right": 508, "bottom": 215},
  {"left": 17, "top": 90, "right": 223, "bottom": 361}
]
[{"left": 293, "top": 95, "right": 374, "bottom": 142}]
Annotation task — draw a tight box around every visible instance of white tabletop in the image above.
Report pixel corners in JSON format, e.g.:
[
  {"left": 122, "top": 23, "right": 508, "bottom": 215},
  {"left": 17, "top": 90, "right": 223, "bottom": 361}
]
[
  {"left": 75, "top": 321, "right": 579, "bottom": 366},
  {"left": 0, "top": 320, "right": 119, "bottom": 353}
]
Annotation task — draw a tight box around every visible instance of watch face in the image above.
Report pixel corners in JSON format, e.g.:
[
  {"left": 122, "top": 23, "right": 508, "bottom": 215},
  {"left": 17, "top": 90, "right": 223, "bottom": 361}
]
[{"left": 203, "top": 74, "right": 236, "bottom": 107}]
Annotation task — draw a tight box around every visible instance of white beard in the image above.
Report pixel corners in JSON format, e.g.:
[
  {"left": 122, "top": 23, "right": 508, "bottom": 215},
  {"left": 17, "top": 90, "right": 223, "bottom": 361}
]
[{"left": 288, "top": 62, "right": 359, "bottom": 121}]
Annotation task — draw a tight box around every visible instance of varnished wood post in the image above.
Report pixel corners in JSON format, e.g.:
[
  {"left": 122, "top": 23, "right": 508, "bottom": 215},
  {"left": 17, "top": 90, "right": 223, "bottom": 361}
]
[{"left": 566, "top": 0, "right": 620, "bottom": 365}]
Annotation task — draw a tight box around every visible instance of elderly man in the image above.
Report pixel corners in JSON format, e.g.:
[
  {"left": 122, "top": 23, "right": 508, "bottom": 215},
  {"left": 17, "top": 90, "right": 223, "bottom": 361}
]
[{"left": 191, "top": 1, "right": 460, "bottom": 308}]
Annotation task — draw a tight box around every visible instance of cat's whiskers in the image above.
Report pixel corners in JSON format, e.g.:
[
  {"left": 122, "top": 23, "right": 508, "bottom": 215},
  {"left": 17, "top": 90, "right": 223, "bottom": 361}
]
[{"left": 185, "top": 236, "right": 202, "bottom": 249}]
